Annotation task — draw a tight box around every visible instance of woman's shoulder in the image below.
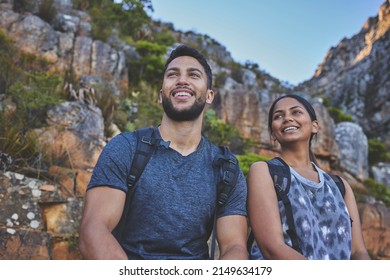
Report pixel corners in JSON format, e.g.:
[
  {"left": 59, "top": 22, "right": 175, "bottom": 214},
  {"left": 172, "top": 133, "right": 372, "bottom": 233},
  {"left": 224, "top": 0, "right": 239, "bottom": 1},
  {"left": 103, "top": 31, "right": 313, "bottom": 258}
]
[
  {"left": 248, "top": 160, "right": 270, "bottom": 178},
  {"left": 250, "top": 160, "right": 268, "bottom": 169}
]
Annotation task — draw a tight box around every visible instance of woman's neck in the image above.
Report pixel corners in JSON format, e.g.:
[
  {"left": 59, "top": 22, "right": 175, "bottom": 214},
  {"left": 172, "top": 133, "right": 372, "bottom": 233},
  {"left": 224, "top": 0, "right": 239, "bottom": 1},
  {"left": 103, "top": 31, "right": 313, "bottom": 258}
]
[
  {"left": 280, "top": 147, "right": 319, "bottom": 182},
  {"left": 279, "top": 147, "right": 312, "bottom": 169}
]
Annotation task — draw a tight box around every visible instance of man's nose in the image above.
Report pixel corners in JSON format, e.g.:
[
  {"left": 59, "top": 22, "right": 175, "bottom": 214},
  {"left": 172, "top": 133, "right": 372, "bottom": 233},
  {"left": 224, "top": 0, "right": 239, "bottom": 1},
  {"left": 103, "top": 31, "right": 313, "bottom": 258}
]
[{"left": 177, "top": 75, "right": 189, "bottom": 85}]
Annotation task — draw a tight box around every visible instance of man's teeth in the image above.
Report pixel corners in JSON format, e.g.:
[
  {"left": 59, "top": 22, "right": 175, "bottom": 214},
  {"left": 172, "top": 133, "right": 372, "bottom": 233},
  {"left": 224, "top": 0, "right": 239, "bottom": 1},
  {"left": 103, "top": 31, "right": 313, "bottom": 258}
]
[
  {"left": 284, "top": 127, "right": 298, "bottom": 132},
  {"left": 175, "top": 92, "right": 191, "bottom": 97}
]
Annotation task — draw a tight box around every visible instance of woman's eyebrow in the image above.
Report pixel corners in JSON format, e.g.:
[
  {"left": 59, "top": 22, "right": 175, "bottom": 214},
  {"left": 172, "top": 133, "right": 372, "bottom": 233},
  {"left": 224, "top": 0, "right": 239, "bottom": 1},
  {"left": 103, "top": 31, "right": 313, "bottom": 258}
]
[
  {"left": 289, "top": 105, "right": 304, "bottom": 110},
  {"left": 273, "top": 105, "right": 304, "bottom": 115}
]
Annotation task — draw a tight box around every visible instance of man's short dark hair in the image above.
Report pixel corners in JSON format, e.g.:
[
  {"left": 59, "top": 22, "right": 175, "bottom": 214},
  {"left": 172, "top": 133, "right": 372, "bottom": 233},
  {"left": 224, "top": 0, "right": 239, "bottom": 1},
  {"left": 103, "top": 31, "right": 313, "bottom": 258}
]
[{"left": 164, "top": 45, "right": 213, "bottom": 89}]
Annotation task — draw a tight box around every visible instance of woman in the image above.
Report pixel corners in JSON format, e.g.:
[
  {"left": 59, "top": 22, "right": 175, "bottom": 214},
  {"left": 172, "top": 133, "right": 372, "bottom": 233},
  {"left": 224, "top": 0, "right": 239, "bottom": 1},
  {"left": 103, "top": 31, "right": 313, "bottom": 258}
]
[{"left": 247, "top": 94, "right": 370, "bottom": 260}]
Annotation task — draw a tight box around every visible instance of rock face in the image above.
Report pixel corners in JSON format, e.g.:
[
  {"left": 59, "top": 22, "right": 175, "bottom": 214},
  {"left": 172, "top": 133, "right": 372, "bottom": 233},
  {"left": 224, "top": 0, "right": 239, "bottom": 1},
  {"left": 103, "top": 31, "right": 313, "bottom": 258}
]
[
  {"left": 0, "top": 171, "right": 83, "bottom": 259},
  {"left": 359, "top": 197, "right": 390, "bottom": 259},
  {"left": 0, "top": 0, "right": 389, "bottom": 259},
  {"left": 298, "top": 1, "right": 390, "bottom": 147},
  {"left": 334, "top": 122, "right": 369, "bottom": 181},
  {"left": 0, "top": 2, "right": 127, "bottom": 95},
  {"left": 371, "top": 163, "right": 390, "bottom": 187}
]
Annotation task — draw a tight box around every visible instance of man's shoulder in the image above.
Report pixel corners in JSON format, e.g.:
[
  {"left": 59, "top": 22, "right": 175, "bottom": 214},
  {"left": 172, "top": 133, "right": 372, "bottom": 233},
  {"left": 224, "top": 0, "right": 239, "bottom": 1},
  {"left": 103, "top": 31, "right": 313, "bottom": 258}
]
[
  {"left": 109, "top": 130, "right": 139, "bottom": 145},
  {"left": 102, "top": 131, "right": 137, "bottom": 154},
  {"left": 202, "top": 137, "right": 235, "bottom": 157}
]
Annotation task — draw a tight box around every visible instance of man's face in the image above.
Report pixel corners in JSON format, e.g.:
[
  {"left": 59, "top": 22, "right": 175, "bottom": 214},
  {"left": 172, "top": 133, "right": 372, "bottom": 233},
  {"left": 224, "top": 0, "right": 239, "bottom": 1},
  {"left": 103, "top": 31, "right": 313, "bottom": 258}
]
[{"left": 160, "top": 56, "right": 214, "bottom": 122}]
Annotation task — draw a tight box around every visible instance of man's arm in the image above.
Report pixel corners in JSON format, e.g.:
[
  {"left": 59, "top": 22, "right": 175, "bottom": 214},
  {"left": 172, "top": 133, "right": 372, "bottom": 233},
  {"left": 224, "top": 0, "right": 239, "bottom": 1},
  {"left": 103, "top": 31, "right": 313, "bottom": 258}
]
[
  {"left": 79, "top": 186, "right": 128, "bottom": 259},
  {"left": 216, "top": 215, "right": 248, "bottom": 260}
]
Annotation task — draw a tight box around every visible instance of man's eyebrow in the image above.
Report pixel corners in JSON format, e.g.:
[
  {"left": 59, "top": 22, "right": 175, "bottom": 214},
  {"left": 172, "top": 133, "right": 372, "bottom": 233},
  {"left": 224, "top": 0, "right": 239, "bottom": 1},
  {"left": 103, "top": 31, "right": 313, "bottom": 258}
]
[
  {"left": 165, "top": 67, "right": 203, "bottom": 73},
  {"left": 165, "top": 67, "right": 179, "bottom": 72},
  {"left": 187, "top": 67, "right": 203, "bottom": 73}
]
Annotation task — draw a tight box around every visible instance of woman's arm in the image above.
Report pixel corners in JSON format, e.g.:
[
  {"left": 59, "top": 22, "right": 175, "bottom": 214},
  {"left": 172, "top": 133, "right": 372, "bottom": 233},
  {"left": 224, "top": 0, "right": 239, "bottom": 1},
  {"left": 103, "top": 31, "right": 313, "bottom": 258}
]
[
  {"left": 341, "top": 178, "right": 371, "bottom": 260},
  {"left": 247, "top": 161, "right": 306, "bottom": 260}
]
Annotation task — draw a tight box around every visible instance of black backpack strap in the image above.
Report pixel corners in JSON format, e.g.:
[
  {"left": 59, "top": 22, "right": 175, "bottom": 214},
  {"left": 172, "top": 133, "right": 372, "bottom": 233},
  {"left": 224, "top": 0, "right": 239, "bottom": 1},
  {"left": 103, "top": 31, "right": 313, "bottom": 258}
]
[
  {"left": 328, "top": 173, "right": 352, "bottom": 226},
  {"left": 247, "top": 157, "right": 302, "bottom": 254},
  {"left": 112, "top": 127, "right": 159, "bottom": 242},
  {"left": 209, "top": 146, "right": 240, "bottom": 259},
  {"left": 246, "top": 228, "right": 255, "bottom": 254},
  {"left": 270, "top": 157, "right": 301, "bottom": 254},
  {"left": 213, "top": 146, "right": 240, "bottom": 207},
  {"left": 328, "top": 174, "right": 345, "bottom": 198}
]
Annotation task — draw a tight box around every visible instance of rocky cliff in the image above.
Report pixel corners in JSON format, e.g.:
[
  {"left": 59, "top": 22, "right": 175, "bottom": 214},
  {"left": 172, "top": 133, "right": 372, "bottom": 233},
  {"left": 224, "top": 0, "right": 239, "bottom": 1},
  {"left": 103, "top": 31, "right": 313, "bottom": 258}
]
[
  {"left": 0, "top": 0, "right": 389, "bottom": 259},
  {"left": 299, "top": 0, "right": 390, "bottom": 150}
]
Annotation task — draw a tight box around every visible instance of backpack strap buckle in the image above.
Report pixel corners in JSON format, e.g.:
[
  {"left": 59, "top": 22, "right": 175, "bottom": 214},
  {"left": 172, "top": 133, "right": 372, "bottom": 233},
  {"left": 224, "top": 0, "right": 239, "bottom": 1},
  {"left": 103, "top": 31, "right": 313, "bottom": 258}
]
[
  {"left": 222, "top": 170, "right": 232, "bottom": 184},
  {"left": 141, "top": 136, "right": 153, "bottom": 145}
]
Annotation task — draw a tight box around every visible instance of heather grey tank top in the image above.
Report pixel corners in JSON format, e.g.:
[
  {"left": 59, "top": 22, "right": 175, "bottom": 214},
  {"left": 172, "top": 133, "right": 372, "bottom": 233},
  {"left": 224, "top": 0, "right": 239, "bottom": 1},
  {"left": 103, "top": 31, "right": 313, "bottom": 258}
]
[{"left": 250, "top": 163, "right": 352, "bottom": 260}]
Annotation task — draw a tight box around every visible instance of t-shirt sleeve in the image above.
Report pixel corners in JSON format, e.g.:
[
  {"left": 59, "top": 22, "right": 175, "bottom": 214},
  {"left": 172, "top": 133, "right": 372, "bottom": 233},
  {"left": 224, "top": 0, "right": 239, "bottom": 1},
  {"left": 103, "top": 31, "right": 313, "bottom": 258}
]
[
  {"left": 87, "top": 133, "right": 134, "bottom": 193},
  {"left": 217, "top": 168, "right": 247, "bottom": 218}
]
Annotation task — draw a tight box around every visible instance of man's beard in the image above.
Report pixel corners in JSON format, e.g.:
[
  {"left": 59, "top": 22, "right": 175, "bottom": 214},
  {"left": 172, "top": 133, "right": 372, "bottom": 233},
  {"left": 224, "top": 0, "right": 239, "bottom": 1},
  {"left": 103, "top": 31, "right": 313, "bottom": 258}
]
[{"left": 161, "top": 94, "right": 206, "bottom": 122}]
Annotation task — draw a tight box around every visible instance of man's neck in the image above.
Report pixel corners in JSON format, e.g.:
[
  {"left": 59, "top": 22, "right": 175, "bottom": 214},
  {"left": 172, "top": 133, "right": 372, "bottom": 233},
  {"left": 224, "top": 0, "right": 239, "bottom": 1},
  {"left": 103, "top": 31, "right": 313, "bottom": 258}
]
[{"left": 159, "top": 115, "right": 203, "bottom": 156}]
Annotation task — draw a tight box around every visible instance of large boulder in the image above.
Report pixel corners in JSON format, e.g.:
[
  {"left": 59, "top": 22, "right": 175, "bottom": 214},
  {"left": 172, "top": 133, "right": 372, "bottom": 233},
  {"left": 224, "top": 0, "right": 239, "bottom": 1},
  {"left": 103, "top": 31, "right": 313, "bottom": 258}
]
[{"left": 335, "top": 122, "right": 368, "bottom": 181}]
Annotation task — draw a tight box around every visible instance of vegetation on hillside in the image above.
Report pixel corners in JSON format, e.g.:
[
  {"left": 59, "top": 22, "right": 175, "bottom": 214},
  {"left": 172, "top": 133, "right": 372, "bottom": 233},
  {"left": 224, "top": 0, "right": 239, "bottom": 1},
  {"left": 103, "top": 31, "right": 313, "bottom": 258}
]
[
  {"left": 0, "top": 29, "right": 64, "bottom": 170},
  {"left": 368, "top": 138, "right": 390, "bottom": 165},
  {"left": 1, "top": 1, "right": 389, "bottom": 208}
]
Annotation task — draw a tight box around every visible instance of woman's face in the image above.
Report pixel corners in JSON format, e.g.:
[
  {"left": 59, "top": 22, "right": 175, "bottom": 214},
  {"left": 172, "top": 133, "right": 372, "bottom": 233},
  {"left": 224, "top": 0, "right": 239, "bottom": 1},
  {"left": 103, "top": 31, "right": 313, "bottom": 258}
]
[{"left": 270, "top": 97, "right": 318, "bottom": 145}]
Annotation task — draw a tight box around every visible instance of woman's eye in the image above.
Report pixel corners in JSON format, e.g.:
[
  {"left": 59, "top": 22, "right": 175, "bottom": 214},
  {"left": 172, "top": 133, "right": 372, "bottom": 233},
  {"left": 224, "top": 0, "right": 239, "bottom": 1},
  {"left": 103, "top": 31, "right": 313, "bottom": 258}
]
[
  {"left": 273, "top": 114, "right": 282, "bottom": 120},
  {"left": 292, "top": 110, "right": 302, "bottom": 115}
]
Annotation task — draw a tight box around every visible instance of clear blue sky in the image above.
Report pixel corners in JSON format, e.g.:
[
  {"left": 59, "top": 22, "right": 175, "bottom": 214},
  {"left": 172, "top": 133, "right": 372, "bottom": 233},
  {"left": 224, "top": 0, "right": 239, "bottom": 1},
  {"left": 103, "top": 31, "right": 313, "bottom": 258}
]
[{"left": 150, "top": 0, "right": 385, "bottom": 85}]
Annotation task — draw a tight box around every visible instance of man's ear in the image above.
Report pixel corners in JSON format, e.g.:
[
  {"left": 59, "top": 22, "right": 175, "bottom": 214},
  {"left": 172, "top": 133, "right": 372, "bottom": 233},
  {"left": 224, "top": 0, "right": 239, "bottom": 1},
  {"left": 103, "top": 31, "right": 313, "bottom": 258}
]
[
  {"left": 158, "top": 89, "right": 163, "bottom": 103},
  {"left": 206, "top": 89, "right": 214, "bottom": 104}
]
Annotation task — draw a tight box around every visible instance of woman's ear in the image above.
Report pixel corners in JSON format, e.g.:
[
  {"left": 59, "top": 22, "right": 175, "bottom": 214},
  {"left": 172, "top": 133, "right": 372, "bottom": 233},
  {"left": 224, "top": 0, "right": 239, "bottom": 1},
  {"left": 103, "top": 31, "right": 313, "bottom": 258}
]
[
  {"left": 270, "top": 131, "right": 277, "bottom": 142},
  {"left": 312, "top": 120, "right": 319, "bottom": 134}
]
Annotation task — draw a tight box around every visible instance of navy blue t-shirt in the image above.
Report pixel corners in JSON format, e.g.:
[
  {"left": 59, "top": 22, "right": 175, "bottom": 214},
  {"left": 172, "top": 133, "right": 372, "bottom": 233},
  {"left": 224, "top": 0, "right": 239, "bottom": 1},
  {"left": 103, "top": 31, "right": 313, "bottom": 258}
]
[{"left": 87, "top": 129, "right": 247, "bottom": 259}]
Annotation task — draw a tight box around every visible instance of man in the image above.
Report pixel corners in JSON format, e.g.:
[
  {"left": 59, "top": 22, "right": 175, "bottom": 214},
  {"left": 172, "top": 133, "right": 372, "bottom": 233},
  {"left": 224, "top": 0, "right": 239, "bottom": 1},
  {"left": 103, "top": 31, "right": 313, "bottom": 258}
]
[{"left": 79, "top": 45, "right": 248, "bottom": 260}]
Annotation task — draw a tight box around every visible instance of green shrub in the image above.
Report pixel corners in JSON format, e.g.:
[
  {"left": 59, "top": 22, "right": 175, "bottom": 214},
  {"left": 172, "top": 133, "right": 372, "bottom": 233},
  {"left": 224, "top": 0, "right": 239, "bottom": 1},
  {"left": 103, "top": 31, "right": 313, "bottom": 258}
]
[
  {"left": 155, "top": 33, "right": 175, "bottom": 46},
  {"left": 236, "top": 153, "right": 270, "bottom": 177},
  {"left": 0, "top": 30, "right": 19, "bottom": 95},
  {"left": 10, "top": 72, "right": 63, "bottom": 128},
  {"left": 76, "top": 0, "right": 153, "bottom": 41},
  {"left": 229, "top": 61, "right": 243, "bottom": 83},
  {"left": 93, "top": 83, "right": 119, "bottom": 134},
  {"left": 0, "top": 113, "right": 42, "bottom": 169},
  {"left": 321, "top": 97, "right": 332, "bottom": 107},
  {"left": 130, "top": 82, "right": 163, "bottom": 129},
  {"left": 327, "top": 107, "right": 353, "bottom": 123},
  {"left": 368, "top": 138, "right": 390, "bottom": 165},
  {"left": 202, "top": 109, "right": 248, "bottom": 153},
  {"left": 129, "top": 41, "right": 166, "bottom": 86},
  {"left": 359, "top": 178, "right": 390, "bottom": 207}
]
